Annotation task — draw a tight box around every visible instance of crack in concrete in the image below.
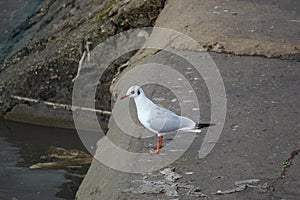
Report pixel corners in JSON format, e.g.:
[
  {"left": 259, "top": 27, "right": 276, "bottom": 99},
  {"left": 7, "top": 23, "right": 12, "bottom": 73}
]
[{"left": 280, "top": 149, "right": 300, "bottom": 178}]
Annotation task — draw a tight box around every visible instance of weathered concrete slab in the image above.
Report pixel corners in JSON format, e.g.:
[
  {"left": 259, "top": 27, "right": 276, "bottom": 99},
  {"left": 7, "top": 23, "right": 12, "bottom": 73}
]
[{"left": 155, "top": 0, "right": 300, "bottom": 57}]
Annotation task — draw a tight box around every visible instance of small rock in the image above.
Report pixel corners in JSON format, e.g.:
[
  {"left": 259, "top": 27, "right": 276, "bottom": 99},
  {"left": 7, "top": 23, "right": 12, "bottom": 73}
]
[
  {"left": 153, "top": 97, "right": 165, "bottom": 102},
  {"left": 159, "top": 168, "right": 173, "bottom": 175},
  {"left": 231, "top": 124, "right": 239, "bottom": 131},
  {"left": 187, "top": 187, "right": 209, "bottom": 198},
  {"left": 50, "top": 75, "right": 58, "bottom": 80},
  {"left": 216, "top": 184, "right": 247, "bottom": 195},
  {"left": 165, "top": 172, "right": 182, "bottom": 183},
  {"left": 212, "top": 11, "right": 221, "bottom": 15},
  {"left": 176, "top": 183, "right": 195, "bottom": 189},
  {"left": 171, "top": 98, "right": 177, "bottom": 103},
  {"left": 258, "top": 182, "right": 274, "bottom": 193},
  {"left": 213, "top": 175, "right": 224, "bottom": 179},
  {"left": 159, "top": 168, "right": 182, "bottom": 183},
  {"left": 142, "top": 175, "right": 148, "bottom": 179},
  {"left": 235, "top": 179, "right": 260, "bottom": 186},
  {"left": 165, "top": 184, "right": 179, "bottom": 197},
  {"left": 185, "top": 172, "right": 194, "bottom": 175}
]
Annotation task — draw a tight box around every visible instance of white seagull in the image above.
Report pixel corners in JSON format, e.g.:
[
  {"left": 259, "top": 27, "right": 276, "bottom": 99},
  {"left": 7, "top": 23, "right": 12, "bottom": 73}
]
[{"left": 121, "top": 85, "right": 212, "bottom": 155}]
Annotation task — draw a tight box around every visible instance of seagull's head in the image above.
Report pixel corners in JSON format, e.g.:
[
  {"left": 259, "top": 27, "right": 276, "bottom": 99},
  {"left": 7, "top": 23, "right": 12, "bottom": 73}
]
[{"left": 120, "top": 85, "right": 144, "bottom": 100}]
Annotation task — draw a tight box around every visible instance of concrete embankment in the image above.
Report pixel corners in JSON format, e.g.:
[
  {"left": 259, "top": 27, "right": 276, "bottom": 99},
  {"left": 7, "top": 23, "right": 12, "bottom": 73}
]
[{"left": 76, "top": 0, "right": 300, "bottom": 199}]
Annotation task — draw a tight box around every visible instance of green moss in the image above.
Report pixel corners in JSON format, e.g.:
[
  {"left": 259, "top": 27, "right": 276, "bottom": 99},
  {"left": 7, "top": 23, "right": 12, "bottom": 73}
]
[
  {"left": 90, "top": 0, "right": 117, "bottom": 23},
  {"left": 281, "top": 161, "right": 292, "bottom": 169}
]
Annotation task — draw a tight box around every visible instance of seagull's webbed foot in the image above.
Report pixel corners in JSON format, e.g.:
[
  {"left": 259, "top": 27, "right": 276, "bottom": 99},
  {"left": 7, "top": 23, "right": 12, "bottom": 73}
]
[
  {"left": 150, "top": 144, "right": 162, "bottom": 149},
  {"left": 149, "top": 148, "right": 160, "bottom": 155},
  {"left": 149, "top": 136, "right": 163, "bottom": 155}
]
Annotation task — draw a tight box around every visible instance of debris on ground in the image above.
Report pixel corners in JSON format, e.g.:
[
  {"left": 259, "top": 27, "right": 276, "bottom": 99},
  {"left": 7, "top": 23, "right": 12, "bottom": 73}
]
[
  {"left": 185, "top": 171, "right": 194, "bottom": 175},
  {"left": 122, "top": 167, "right": 209, "bottom": 198},
  {"left": 216, "top": 184, "right": 247, "bottom": 195},
  {"left": 122, "top": 180, "right": 165, "bottom": 194},
  {"left": 213, "top": 175, "right": 224, "bottom": 179},
  {"left": 258, "top": 182, "right": 275, "bottom": 194},
  {"left": 159, "top": 167, "right": 183, "bottom": 183},
  {"left": 165, "top": 184, "right": 179, "bottom": 197},
  {"left": 231, "top": 124, "right": 239, "bottom": 131},
  {"left": 235, "top": 179, "right": 260, "bottom": 186},
  {"left": 30, "top": 147, "right": 92, "bottom": 169},
  {"left": 216, "top": 179, "right": 260, "bottom": 195},
  {"left": 187, "top": 187, "right": 210, "bottom": 198}
]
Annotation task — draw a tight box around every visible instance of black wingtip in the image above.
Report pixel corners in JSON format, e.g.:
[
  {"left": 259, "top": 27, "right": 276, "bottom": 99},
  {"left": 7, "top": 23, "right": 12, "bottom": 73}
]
[{"left": 196, "top": 123, "right": 215, "bottom": 129}]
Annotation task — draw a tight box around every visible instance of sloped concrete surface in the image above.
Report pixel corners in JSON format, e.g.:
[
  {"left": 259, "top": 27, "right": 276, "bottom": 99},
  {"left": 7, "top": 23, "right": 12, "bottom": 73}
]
[{"left": 76, "top": 1, "right": 300, "bottom": 199}]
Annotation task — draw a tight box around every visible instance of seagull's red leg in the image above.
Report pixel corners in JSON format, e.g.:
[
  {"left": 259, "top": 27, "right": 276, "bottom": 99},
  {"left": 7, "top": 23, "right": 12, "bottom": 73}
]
[
  {"left": 150, "top": 136, "right": 163, "bottom": 155},
  {"left": 150, "top": 136, "right": 163, "bottom": 149},
  {"left": 158, "top": 136, "right": 162, "bottom": 149}
]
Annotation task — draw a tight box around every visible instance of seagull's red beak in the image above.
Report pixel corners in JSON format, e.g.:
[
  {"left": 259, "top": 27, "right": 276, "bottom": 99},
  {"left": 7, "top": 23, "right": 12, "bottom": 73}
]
[{"left": 120, "top": 95, "right": 129, "bottom": 100}]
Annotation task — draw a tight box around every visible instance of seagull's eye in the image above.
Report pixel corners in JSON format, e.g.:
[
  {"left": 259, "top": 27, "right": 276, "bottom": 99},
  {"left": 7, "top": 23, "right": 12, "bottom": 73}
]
[
  {"left": 137, "top": 90, "right": 140, "bottom": 95},
  {"left": 131, "top": 91, "right": 135, "bottom": 94}
]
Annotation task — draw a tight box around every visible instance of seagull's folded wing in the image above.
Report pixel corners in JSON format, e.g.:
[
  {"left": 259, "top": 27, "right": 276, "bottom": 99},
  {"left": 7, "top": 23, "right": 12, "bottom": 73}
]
[{"left": 147, "top": 107, "right": 181, "bottom": 133}]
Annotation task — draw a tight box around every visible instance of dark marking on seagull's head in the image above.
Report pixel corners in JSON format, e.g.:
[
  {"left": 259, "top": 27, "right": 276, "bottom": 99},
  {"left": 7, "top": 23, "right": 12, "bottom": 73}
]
[{"left": 120, "top": 85, "right": 144, "bottom": 100}]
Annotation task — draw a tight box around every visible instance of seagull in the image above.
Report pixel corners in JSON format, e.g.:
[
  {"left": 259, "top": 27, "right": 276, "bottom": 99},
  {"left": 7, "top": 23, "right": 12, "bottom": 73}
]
[{"left": 120, "top": 85, "right": 212, "bottom": 155}]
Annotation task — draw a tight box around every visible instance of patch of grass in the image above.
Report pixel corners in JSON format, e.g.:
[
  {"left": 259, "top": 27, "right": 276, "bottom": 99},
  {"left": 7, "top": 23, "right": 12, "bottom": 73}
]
[{"left": 281, "top": 161, "right": 292, "bottom": 169}]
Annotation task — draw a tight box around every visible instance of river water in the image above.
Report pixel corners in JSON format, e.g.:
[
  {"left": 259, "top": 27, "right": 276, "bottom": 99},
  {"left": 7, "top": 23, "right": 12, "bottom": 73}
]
[
  {"left": 0, "top": 118, "right": 89, "bottom": 200},
  {"left": 0, "top": 2, "right": 90, "bottom": 199}
]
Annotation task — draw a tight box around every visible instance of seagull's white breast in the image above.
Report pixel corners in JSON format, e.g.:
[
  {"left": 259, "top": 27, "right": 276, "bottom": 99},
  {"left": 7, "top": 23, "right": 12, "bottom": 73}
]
[{"left": 133, "top": 95, "right": 158, "bottom": 133}]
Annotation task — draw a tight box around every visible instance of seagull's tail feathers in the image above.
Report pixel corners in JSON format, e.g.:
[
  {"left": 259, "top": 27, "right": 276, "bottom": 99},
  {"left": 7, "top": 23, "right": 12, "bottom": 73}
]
[
  {"left": 180, "top": 122, "right": 215, "bottom": 133},
  {"left": 195, "top": 123, "right": 215, "bottom": 129},
  {"left": 179, "top": 117, "right": 214, "bottom": 133}
]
